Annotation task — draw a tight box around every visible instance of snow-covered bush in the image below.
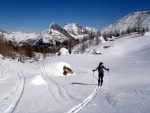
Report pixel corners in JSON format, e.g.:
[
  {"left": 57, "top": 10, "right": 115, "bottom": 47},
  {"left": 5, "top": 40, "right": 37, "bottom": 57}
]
[
  {"left": 63, "top": 66, "right": 73, "bottom": 75},
  {"left": 58, "top": 48, "right": 69, "bottom": 56},
  {"left": 44, "top": 62, "right": 74, "bottom": 76}
]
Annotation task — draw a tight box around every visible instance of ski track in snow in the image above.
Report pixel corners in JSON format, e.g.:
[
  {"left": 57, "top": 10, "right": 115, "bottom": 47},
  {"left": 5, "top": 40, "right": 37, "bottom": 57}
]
[
  {"left": 0, "top": 63, "right": 25, "bottom": 113},
  {"left": 39, "top": 65, "right": 67, "bottom": 102},
  {"left": 37, "top": 65, "right": 80, "bottom": 104},
  {"left": 67, "top": 86, "right": 101, "bottom": 113},
  {"left": 36, "top": 66, "right": 62, "bottom": 102},
  {"left": 0, "top": 62, "right": 10, "bottom": 82},
  {"left": 36, "top": 64, "right": 99, "bottom": 112},
  {"left": 10, "top": 68, "right": 25, "bottom": 113}
]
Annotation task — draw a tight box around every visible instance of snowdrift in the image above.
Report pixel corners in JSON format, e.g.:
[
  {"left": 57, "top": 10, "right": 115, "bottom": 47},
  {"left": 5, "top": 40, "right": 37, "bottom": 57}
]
[
  {"left": 58, "top": 48, "right": 69, "bottom": 56},
  {"left": 30, "top": 75, "right": 46, "bottom": 86},
  {"left": 43, "top": 62, "right": 74, "bottom": 76}
]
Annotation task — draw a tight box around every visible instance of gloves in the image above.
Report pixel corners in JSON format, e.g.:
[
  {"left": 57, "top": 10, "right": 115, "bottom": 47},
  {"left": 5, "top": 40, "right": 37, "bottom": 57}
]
[
  {"left": 93, "top": 70, "right": 95, "bottom": 72},
  {"left": 107, "top": 68, "right": 109, "bottom": 71}
]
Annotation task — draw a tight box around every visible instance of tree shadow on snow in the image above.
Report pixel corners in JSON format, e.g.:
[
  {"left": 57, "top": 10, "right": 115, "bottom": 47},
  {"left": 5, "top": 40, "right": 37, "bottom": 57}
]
[{"left": 71, "top": 82, "right": 97, "bottom": 86}]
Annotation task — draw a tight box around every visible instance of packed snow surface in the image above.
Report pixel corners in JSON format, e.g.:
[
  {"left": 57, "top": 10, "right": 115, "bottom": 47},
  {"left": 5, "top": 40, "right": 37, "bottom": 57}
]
[
  {"left": 0, "top": 32, "right": 150, "bottom": 113},
  {"left": 31, "top": 75, "right": 46, "bottom": 85}
]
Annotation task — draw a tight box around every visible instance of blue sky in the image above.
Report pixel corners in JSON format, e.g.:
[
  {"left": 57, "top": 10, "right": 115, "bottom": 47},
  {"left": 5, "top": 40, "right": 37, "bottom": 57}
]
[{"left": 0, "top": 0, "right": 150, "bottom": 33}]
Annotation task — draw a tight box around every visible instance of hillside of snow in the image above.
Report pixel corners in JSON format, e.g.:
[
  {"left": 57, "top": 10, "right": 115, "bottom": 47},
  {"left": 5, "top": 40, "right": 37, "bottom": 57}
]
[
  {"left": 64, "top": 23, "right": 89, "bottom": 35},
  {"left": 1, "top": 11, "right": 150, "bottom": 46},
  {"left": 0, "top": 30, "right": 39, "bottom": 44},
  {"left": 64, "top": 23, "right": 97, "bottom": 39},
  {"left": 21, "top": 23, "right": 76, "bottom": 46},
  {"left": 100, "top": 11, "right": 150, "bottom": 34},
  {"left": 0, "top": 31, "right": 150, "bottom": 113},
  {"left": 39, "top": 28, "right": 70, "bottom": 43}
]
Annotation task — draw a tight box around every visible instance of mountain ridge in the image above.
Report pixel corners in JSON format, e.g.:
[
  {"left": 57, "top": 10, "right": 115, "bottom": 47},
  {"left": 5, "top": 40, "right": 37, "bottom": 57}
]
[
  {"left": 99, "top": 11, "right": 150, "bottom": 35},
  {"left": 0, "top": 11, "right": 150, "bottom": 47}
]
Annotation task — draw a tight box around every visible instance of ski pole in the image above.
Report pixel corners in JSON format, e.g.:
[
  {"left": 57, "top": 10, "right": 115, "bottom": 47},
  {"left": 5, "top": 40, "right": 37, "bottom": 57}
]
[
  {"left": 108, "top": 70, "right": 110, "bottom": 83},
  {"left": 93, "top": 71, "right": 94, "bottom": 83}
]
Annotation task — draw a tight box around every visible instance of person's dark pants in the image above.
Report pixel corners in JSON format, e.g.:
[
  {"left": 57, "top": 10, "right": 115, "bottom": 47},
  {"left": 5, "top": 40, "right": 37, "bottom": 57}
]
[{"left": 98, "top": 72, "right": 104, "bottom": 85}]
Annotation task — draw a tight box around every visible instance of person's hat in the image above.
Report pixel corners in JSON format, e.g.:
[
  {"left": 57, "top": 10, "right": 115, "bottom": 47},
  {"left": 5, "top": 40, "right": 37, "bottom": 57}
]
[{"left": 100, "top": 62, "right": 103, "bottom": 64}]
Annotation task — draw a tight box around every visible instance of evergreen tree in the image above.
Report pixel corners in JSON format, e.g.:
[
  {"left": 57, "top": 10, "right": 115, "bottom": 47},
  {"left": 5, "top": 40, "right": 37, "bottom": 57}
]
[
  {"left": 136, "top": 15, "right": 142, "bottom": 34},
  {"left": 95, "top": 36, "right": 100, "bottom": 46},
  {"left": 141, "top": 28, "right": 146, "bottom": 36}
]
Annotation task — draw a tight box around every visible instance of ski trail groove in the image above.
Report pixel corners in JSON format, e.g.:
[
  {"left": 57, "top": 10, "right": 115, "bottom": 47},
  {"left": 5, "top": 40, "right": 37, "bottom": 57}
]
[
  {"left": 11, "top": 68, "right": 25, "bottom": 113},
  {"left": 41, "top": 65, "right": 71, "bottom": 101},
  {"left": 0, "top": 67, "right": 25, "bottom": 113},
  {"left": 39, "top": 65, "right": 80, "bottom": 103},
  {"left": 67, "top": 86, "right": 101, "bottom": 113},
  {"left": 37, "top": 66, "right": 67, "bottom": 102}
]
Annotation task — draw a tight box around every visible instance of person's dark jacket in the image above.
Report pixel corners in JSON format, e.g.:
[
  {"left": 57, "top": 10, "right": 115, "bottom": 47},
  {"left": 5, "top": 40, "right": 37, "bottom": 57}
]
[{"left": 93, "top": 64, "right": 109, "bottom": 73}]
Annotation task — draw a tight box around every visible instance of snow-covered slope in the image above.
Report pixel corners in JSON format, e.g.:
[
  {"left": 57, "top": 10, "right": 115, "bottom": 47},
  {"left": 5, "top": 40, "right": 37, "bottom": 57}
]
[
  {"left": 50, "top": 22, "right": 75, "bottom": 40},
  {"left": 33, "top": 23, "right": 76, "bottom": 45},
  {"left": 99, "top": 11, "right": 150, "bottom": 34},
  {"left": 40, "top": 27, "right": 70, "bottom": 43},
  {"left": 64, "top": 23, "right": 97, "bottom": 39},
  {"left": 84, "top": 26, "right": 98, "bottom": 34},
  {"left": 0, "top": 32, "right": 150, "bottom": 113},
  {"left": 0, "top": 29, "right": 39, "bottom": 44},
  {"left": 34, "top": 23, "right": 98, "bottom": 45},
  {"left": 1, "top": 22, "right": 97, "bottom": 46},
  {"left": 64, "top": 23, "right": 89, "bottom": 35}
]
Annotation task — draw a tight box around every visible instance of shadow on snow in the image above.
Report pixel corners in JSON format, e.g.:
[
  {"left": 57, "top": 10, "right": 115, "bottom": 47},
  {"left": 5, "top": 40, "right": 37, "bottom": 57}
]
[{"left": 71, "top": 82, "right": 97, "bottom": 86}]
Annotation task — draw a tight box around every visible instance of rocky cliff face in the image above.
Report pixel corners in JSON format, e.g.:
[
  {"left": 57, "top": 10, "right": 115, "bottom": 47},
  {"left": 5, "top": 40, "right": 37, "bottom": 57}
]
[{"left": 50, "top": 23, "right": 75, "bottom": 40}]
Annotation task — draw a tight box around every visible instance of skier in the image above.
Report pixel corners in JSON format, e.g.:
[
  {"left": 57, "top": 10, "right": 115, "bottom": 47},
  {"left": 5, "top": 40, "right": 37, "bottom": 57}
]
[{"left": 93, "top": 62, "right": 109, "bottom": 86}]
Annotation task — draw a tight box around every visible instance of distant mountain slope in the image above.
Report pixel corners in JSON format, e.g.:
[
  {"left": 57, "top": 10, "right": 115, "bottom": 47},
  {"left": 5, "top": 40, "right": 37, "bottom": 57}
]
[
  {"left": 0, "top": 29, "right": 39, "bottom": 44},
  {"left": 0, "top": 23, "right": 97, "bottom": 46},
  {"left": 99, "top": 11, "right": 150, "bottom": 34},
  {"left": 50, "top": 22, "right": 75, "bottom": 40},
  {"left": 64, "top": 23, "right": 89, "bottom": 35},
  {"left": 2, "top": 11, "right": 150, "bottom": 47},
  {"left": 33, "top": 23, "right": 76, "bottom": 46},
  {"left": 34, "top": 23, "right": 98, "bottom": 46},
  {"left": 84, "top": 26, "right": 98, "bottom": 34},
  {"left": 64, "top": 23, "right": 97, "bottom": 39}
]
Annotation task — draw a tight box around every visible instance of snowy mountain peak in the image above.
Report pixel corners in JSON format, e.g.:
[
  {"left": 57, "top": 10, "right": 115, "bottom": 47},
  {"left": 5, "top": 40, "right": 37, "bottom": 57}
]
[
  {"left": 99, "top": 11, "right": 150, "bottom": 35},
  {"left": 133, "top": 10, "right": 150, "bottom": 14},
  {"left": 64, "top": 23, "right": 88, "bottom": 35},
  {"left": 0, "top": 29, "right": 40, "bottom": 44},
  {"left": 50, "top": 22, "right": 56, "bottom": 26},
  {"left": 0, "top": 29, "right": 11, "bottom": 34},
  {"left": 49, "top": 22, "right": 62, "bottom": 29},
  {"left": 33, "top": 22, "right": 76, "bottom": 45},
  {"left": 64, "top": 23, "right": 81, "bottom": 30},
  {"left": 85, "top": 27, "right": 98, "bottom": 33},
  {"left": 64, "top": 23, "right": 97, "bottom": 36}
]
